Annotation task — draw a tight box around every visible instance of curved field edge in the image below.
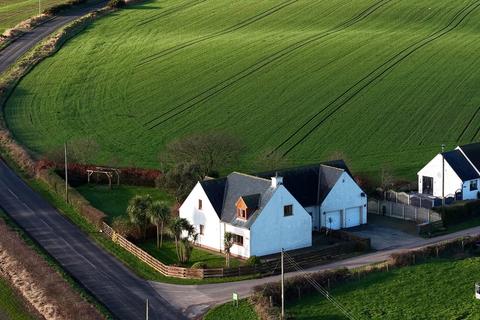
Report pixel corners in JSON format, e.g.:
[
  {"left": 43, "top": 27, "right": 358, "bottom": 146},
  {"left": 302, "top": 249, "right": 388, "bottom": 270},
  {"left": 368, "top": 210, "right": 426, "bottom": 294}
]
[{"left": 5, "top": 0, "right": 480, "bottom": 179}]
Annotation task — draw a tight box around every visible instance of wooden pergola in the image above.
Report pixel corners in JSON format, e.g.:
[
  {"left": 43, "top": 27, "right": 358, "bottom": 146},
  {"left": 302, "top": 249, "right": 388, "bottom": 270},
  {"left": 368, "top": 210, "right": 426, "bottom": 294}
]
[{"left": 87, "top": 167, "right": 120, "bottom": 189}]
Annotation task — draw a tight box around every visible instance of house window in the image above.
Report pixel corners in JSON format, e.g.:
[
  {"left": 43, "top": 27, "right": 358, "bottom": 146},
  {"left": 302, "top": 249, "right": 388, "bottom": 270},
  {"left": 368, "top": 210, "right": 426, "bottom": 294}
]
[
  {"left": 198, "top": 199, "right": 203, "bottom": 210},
  {"left": 237, "top": 208, "right": 247, "bottom": 220},
  {"left": 284, "top": 204, "right": 293, "bottom": 216},
  {"left": 233, "top": 234, "right": 244, "bottom": 246},
  {"left": 471, "top": 180, "right": 478, "bottom": 191},
  {"left": 199, "top": 224, "right": 204, "bottom": 235}
]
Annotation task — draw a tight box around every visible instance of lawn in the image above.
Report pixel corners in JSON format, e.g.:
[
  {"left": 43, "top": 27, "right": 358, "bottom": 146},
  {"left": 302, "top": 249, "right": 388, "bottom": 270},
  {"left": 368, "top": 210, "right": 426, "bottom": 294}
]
[
  {"left": 1, "top": 0, "right": 67, "bottom": 32},
  {"left": 204, "top": 299, "right": 258, "bottom": 320},
  {"left": 5, "top": 0, "right": 480, "bottom": 180},
  {"left": 287, "top": 257, "right": 480, "bottom": 319},
  {"left": 139, "top": 238, "right": 243, "bottom": 268},
  {"left": 77, "top": 184, "right": 242, "bottom": 268},
  {"left": 0, "top": 276, "right": 35, "bottom": 320},
  {"left": 76, "top": 184, "right": 173, "bottom": 222}
]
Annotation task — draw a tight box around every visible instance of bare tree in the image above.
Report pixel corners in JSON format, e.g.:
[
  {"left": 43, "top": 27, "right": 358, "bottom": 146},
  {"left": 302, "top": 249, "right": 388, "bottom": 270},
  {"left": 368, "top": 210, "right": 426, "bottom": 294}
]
[
  {"left": 380, "top": 167, "right": 394, "bottom": 196},
  {"left": 160, "top": 132, "right": 244, "bottom": 177},
  {"left": 158, "top": 162, "right": 204, "bottom": 202}
]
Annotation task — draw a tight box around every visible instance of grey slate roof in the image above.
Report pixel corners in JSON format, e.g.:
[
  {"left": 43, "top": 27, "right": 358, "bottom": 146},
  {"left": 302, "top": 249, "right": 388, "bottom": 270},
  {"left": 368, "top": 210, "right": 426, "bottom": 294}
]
[
  {"left": 443, "top": 149, "right": 479, "bottom": 181},
  {"left": 198, "top": 161, "right": 352, "bottom": 229},
  {"left": 459, "top": 142, "right": 480, "bottom": 175}
]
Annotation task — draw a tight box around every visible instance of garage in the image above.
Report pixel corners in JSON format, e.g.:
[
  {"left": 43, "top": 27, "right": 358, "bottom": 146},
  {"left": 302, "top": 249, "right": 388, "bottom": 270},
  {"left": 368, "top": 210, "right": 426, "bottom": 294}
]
[
  {"left": 324, "top": 210, "right": 341, "bottom": 230},
  {"left": 345, "top": 207, "right": 362, "bottom": 228}
]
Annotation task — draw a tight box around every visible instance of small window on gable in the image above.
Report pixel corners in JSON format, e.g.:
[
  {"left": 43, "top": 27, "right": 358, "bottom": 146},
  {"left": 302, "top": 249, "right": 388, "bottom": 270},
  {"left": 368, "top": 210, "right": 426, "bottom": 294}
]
[
  {"left": 199, "top": 224, "right": 204, "bottom": 235},
  {"left": 198, "top": 199, "right": 203, "bottom": 210},
  {"left": 471, "top": 180, "right": 478, "bottom": 191},
  {"left": 284, "top": 205, "right": 293, "bottom": 216}
]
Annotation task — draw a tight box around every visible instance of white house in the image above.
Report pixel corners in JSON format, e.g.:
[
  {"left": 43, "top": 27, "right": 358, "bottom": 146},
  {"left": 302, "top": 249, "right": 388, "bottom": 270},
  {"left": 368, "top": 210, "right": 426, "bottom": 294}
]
[
  {"left": 418, "top": 142, "right": 480, "bottom": 200},
  {"left": 179, "top": 161, "right": 367, "bottom": 258}
]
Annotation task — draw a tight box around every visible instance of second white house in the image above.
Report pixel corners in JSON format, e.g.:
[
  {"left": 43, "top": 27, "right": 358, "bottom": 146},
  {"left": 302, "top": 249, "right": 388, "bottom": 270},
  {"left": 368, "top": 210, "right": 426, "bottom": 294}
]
[{"left": 179, "top": 161, "right": 367, "bottom": 258}]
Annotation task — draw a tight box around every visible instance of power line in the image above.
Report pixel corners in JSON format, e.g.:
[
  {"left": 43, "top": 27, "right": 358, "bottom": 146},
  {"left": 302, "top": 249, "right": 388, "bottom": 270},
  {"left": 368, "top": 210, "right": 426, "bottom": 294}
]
[{"left": 283, "top": 252, "right": 360, "bottom": 320}]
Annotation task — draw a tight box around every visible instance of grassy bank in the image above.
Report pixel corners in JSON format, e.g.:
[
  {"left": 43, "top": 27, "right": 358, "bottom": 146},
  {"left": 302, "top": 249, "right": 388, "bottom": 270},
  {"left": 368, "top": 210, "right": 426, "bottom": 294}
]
[
  {"left": 5, "top": 0, "right": 480, "bottom": 179},
  {"left": 287, "top": 257, "right": 480, "bottom": 319},
  {"left": 0, "top": 276, "right": 35, "bottom": 320},
  {"left": 0, "top": 0, "right": 65, "bottom": 32}
]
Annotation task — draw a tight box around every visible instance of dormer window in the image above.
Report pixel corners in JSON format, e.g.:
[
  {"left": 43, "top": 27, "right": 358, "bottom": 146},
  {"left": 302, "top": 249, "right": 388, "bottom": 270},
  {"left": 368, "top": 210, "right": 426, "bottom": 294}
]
[
  {"left": 237, "top": 208, "right": 247, "bottom": 219},
  {"left": 235, "top": 194, "right": 260, "bottom": 220}
]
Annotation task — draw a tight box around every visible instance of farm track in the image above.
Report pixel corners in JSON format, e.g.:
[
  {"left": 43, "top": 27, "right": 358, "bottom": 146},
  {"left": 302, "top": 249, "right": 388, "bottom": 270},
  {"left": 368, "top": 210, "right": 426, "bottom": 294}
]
[
  {"left": 275, "top": 0, "right": 480, "bottom": 157},
  {"left": 136, "top": 0, "right": 206, "bottom": 27},
  {"left": 143, "top": 0, "right": 394, "bottom": 129},
  {"left": 457, "top": 105, "right": 480, "bottom": 142},
  {"left": 135, "top": 0, "right": 298, "bottom": 67}
]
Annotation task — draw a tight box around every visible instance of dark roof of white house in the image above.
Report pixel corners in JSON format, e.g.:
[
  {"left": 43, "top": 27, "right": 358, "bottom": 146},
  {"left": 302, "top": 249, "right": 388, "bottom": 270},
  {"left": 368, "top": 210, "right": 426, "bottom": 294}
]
[
  {"left": 442, "top": 149, "right": 479, "bottom": 181},
  {"left": 459, "top": 142, "right": 480, "bottom": 174},
  {"left": 199, "top": 160, "right": 352, "bottom": 229}
]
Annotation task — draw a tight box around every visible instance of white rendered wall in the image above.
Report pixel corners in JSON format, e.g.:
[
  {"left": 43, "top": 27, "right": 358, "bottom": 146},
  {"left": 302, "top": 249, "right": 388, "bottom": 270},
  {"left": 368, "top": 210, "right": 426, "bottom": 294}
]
[
  {"left": 320, "top": 172, "right": 367, "bottom": 228},
  {"left": 179, "top": 182, "right": 222, "bottom": 251},
  {"left": 224, "top": 224, "right": 251, "bottom": 258},
  {"left": 250, "top": 186, "right": 312, "bottom": 257},
  {"left": 417, "top": 154, "right": 463, "bottom": 198}
]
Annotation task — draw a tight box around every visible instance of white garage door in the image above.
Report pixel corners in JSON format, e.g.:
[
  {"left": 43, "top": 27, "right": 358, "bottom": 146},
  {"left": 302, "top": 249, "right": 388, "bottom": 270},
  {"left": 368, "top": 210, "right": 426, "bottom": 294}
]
[
  {"left": 345, "top": 207, "right": 361, "bottom": 228},
  {"left": 325, "top": 210, "right": 341, "bottom": 230}
]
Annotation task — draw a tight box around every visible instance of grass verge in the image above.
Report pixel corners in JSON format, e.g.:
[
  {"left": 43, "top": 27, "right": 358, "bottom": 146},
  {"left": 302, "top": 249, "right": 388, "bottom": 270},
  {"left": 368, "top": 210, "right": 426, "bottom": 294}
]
[
  {"left": 204, "top": 299, "right": 259, "bottom": 320},
  {"left": 287, "top": 257, "right": 480, "bottom": 319},
  {"left": 0, "top": 276, "right": 35, "bottom": 320}
]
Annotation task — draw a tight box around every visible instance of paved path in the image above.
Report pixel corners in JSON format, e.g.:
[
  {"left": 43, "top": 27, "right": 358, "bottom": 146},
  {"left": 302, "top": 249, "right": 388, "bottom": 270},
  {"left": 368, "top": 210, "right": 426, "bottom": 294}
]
[{"left": 0, "top": 1, "right": 106, "bottom": 74}]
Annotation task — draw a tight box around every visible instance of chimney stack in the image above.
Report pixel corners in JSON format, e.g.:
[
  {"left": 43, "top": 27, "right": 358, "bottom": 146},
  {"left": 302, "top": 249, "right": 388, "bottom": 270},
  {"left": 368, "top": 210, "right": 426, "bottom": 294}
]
[{"left": 271, "top": 175, "right": 283, "bottom": 188}]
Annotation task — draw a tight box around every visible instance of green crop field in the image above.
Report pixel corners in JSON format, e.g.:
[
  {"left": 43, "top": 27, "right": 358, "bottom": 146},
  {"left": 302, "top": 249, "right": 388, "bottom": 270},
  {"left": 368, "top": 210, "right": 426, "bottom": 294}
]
[
  {"left": 0, "top": 0, "right": 66, "bottom": 32},
  {"left": 0, "top": 276, "right": 35, "bottom": 320},
  {"left": 287, "top": 257, "right": 480, "bottom": 319},
  {"left": 5, "top": 0, "right": 480, "bottom": 179}
]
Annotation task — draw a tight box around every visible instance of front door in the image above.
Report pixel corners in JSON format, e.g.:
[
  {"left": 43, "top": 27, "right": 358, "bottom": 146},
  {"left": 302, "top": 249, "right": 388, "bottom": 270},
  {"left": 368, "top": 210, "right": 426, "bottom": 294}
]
[{"left": 422, "top": 176, "right": 433, "bottom": 195}]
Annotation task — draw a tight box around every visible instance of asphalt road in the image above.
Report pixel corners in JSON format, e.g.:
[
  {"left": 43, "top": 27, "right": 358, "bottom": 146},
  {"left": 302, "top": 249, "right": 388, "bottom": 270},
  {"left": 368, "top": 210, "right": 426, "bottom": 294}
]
[
  {"left": 0, "top": 160, "right": 185, "bottom": 319},
  {"left": 0, "top": 1, "right": 106, "bottom": 74}
]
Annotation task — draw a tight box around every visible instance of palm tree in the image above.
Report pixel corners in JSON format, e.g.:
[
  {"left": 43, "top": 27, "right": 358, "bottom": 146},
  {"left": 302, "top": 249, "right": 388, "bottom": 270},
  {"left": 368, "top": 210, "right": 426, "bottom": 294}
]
[
  {"left": 126, "top": 194, "right": 152, "bottom": 239},
  {"left": 224, "top": 232, "right": 234, "bottom": 267},
  {"left": 168, "top": 217, "right": 197, "bottom": 264},
  {"left": 147, "top": 201, "right": 170, "bottom": 249}
]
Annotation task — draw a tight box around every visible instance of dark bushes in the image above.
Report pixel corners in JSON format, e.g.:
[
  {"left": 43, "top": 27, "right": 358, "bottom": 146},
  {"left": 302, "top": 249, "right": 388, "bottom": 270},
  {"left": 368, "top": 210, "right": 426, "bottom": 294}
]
[
  {"left": 42, "top": 0, "right": 87, "bottom": 15},
  {"left": 435, "top": 200, "right": 480, "bottom": 226},
  {"left": 108, "top": 0, "right": 126, "bottom": 8}
]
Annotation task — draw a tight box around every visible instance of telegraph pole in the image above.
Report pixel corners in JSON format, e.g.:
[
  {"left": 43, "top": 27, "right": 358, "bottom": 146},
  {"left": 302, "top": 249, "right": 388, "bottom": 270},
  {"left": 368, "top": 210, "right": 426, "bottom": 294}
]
[
  {"left": 39, "top": 0, "right": 41, "bottom": 15},
  {"left": 64, "top": 142, "right": 68, "bottom": 202},
  {"left": 145, "top": 299, "right": 149, "bottom": 320},
  {"left": 281, "top": 248, "right": 285, "bottom": 319},
  {"left": 442, "top": 144, "right": 445, "bottom": 206}
]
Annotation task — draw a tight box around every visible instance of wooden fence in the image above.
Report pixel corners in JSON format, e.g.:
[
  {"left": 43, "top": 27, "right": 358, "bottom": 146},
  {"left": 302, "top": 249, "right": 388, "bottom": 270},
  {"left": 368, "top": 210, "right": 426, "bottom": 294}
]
[
  {"left": 101, "top": 223, "right": 364, "bottom": 279},
  {"left": 368, "top": 199, "right": 441, "bottom": 224}
]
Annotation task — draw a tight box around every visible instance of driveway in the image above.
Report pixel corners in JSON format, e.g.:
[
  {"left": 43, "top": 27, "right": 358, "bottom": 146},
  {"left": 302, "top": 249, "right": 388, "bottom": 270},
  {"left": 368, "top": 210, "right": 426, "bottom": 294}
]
[{"left": 348, "top": 214, "right": 421, "bottom": 250}]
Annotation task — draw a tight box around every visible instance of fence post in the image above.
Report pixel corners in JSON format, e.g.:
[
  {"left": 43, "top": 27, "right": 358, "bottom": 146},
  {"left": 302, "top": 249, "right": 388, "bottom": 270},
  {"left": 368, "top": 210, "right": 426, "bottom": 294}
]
[
  {"left": 377, "top": 200, "right": 380, "bottom": 214},
  {"left": 402, "top": 205, "right": 406, "bottom": 220},
  {"left": 390, "top": 202, "right": 393, "bottom": 216},
  {"left": 428, "top": 210, "right": 431, "bottom": 223}
]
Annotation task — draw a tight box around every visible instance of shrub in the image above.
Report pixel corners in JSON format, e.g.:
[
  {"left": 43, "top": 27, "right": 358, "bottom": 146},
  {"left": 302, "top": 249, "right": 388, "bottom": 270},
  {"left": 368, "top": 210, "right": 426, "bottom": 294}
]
[
  {"left": 191, "top": 262, "right": 207, "bottom": 269},
  {"left": 435, "top": 200, "right": 480, "bottom": 226},
  {"left": 246, "top": 255, "right": 261, "bottom": 266},
  {"left": 111, "top": 216, "right": 141, "bottom": 240},
  {"left": 108, "top": 0, "right": 126, "bottom": 9}
]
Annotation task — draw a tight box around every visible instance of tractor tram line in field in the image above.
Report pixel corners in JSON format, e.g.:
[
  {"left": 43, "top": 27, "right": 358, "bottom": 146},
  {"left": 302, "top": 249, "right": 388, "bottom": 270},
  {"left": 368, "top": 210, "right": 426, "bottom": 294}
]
[
  {"left": 274, "top": 0, "right": 480, "bottom": 157},
  {"left": 135, "top": 0, "right": 298, "bottom": 67},
  {"left": 143, "top": 0, "right": 394, "bottom": 130},
  {"left": 456, "top": 105, "right": 480, "bottom": 142},
  {"left": 136, "top": 0, "right": 206, "bottom": 27}
]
